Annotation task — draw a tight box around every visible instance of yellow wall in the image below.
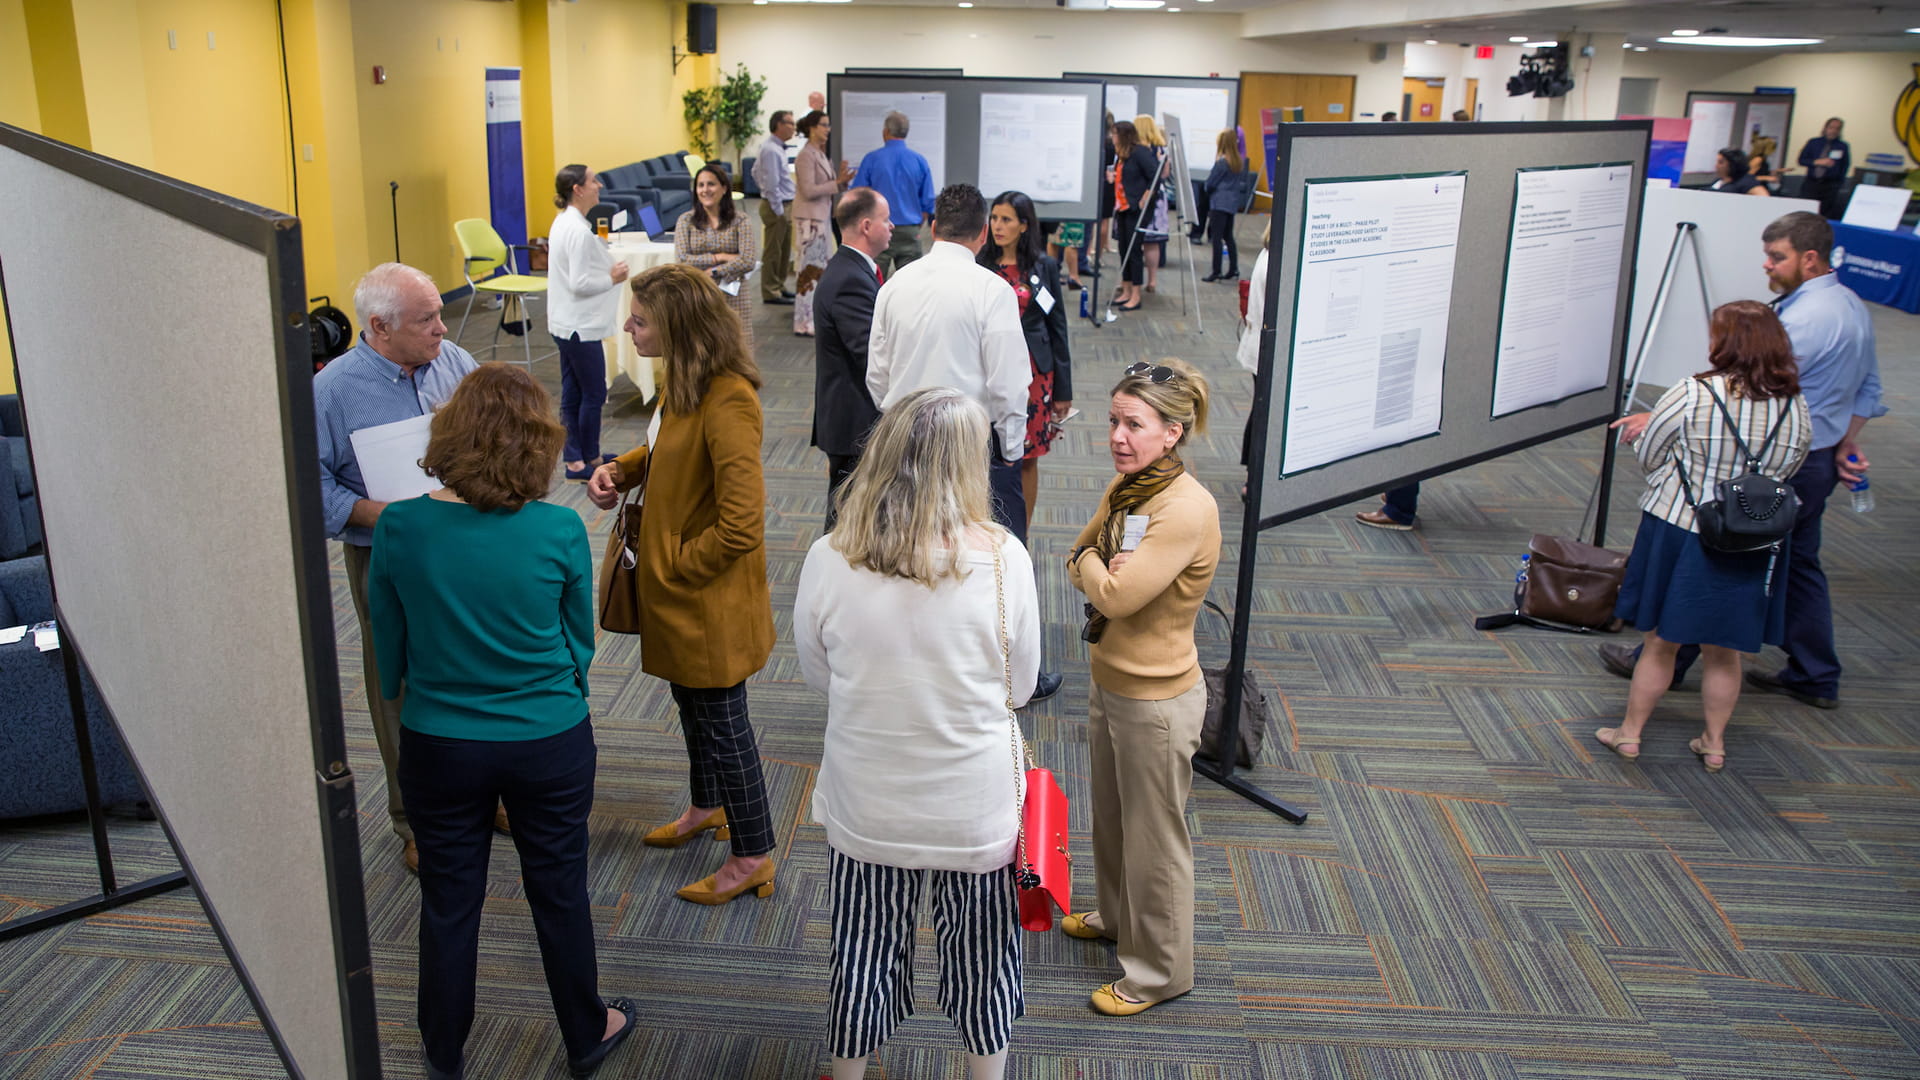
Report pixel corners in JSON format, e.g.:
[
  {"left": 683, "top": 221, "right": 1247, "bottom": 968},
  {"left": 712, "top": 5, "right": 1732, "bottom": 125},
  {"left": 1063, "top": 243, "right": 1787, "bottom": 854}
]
[
  {"left": 0, "top": 0, "right": 42, "bottom": 132},
  {"left": 1625, "top": 50, "right": 1920, "bottom": 164},
  {"left": 135, "top": 0, "right": 294, "bottom": 213}
]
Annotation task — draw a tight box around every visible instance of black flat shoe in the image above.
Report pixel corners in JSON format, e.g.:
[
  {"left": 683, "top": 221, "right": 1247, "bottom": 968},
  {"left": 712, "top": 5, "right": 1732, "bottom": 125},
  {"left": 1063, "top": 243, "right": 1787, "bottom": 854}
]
[
  {"left": 1116, "top": 301, "right": 1142, "bottom": 312},
  {"left": 1218, "top": 272, "right": 1239, "bottom": 282},
  {"left": 564, "top": 464, "right": 594, "bottom": 481},
  {"left": 1065, "top": 278, "right": 1084, "bottom": 291},
  {"left": 568, "top": 998, "right": 638, "bottom": 1079},
  {"left": 1027, "top": 670, "right": 1064, "bottom": 704},
  {"left": 1202, "top": 273, "right": 1222, "bottom": 282}
]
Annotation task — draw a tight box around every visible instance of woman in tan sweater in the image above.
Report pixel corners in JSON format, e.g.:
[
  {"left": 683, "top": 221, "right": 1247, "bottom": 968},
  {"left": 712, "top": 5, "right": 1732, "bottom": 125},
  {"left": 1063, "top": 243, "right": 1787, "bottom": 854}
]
[{"left": 1063, "top": 358, "right": 1220, "bottom": 1016}]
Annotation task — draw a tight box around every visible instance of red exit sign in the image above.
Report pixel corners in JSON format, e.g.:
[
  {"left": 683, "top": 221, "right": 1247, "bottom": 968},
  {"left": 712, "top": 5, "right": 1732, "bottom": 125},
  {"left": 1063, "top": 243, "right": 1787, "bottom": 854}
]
[{"left": 1475, "top": 45, "right": 1494, "bottom": 59}]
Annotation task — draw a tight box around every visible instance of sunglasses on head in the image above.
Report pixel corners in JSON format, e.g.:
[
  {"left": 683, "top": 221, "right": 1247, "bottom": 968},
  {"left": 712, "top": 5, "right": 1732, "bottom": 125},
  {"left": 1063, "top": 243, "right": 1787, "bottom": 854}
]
[{"left": 1123, "top": 362, "right": 1177, "bottom": 384}]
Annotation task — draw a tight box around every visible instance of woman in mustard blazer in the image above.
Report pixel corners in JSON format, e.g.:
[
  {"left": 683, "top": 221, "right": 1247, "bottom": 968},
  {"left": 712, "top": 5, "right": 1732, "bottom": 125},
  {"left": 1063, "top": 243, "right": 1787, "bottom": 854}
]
[{"left": 587, "top": 263, "right": 778, "bottom": 905}]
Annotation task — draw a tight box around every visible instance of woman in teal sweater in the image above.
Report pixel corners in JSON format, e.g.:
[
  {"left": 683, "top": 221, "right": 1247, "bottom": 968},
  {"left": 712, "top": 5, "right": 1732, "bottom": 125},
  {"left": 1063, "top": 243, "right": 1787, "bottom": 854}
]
[{"left": 368, "top": 363, "right": 635, "bottom": 1080}]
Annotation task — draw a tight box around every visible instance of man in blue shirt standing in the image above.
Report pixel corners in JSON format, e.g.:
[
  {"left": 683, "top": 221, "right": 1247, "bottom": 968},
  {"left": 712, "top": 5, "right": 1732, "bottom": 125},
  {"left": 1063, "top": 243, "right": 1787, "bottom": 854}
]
[
  {"left": 314, "top": 262, "right": 480, "bottom": 874},
  {"left": 1600, "top": 212, "right": 1886, "bottom": 708},
  {"left": 851, "top": 110, "right": 937, "bottom": 276},
  {"left": 754, "top": 110, "right": 798, "bottom": 305}
]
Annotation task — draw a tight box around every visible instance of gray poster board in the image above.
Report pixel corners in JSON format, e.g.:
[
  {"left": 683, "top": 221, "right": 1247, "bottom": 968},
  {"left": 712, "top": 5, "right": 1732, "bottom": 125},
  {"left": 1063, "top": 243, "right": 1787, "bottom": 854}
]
[
  {"left": 828, "top": 74, "right": 1107, "bottom": 222},
  {"left": 1251, "top": 121, "right": 1652, "bottom": 526},
  {"left": 0, "top": 124, "right": 380, "bottom": 1078},
  {"left": 1063, "top": 72, "right": 1241, "bottom": 132},
  {"left": 1682, "top": 91, "right": 1796, "bottom": 187}
]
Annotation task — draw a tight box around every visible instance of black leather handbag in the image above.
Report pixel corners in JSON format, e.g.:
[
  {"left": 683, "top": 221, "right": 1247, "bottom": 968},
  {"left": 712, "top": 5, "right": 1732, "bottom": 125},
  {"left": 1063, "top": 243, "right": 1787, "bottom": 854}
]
[{"left": 1677, "top": 384, "right": 1800, "bottom": 555}]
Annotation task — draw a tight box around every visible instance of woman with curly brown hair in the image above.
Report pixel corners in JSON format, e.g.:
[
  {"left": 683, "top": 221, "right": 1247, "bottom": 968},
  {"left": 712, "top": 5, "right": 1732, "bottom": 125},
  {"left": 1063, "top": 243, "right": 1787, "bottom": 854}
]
[
  {"left": 369, "top": 362, "right": 636, "bottom": 1080},
  {"left": 1598, "top": 300, "right": 1811, "bottom": 773}
]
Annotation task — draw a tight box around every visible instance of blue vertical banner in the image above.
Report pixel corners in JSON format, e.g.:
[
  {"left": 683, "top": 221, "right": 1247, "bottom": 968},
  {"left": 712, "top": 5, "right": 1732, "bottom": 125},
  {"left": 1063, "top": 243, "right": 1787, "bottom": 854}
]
[{"left": 485, "top": 67, "right": 528, "bottom": 272}]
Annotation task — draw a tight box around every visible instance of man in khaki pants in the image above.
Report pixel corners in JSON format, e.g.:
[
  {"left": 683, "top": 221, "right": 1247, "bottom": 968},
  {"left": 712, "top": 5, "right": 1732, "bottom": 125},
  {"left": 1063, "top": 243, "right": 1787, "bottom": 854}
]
[{"left": 754, "top": 110, "right": 798, "bottom": 305}]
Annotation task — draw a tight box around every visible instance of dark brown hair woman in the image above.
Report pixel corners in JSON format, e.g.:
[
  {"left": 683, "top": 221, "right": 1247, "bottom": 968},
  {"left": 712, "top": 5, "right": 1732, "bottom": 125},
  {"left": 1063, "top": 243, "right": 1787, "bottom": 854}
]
[
  {"left": 1599, "top": 300, "right": 1810, "bottom": 773},
  {"left": 369, "top": 362, "right": 637, "bottom": 1080},
  {"left": 586, "top": 263, "right": 779, "bottom": 905}
]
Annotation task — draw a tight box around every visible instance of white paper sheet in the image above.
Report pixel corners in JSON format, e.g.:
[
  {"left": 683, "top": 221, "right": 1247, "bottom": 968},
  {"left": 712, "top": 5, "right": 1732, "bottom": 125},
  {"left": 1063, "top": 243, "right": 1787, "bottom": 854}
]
[
  {"left": 1156, "top": 86, "right": 1231, "bottom": 184},
  {"left": 978, "top": 93, "right": 1088, "bottom": 204},
  {"left": 349, "top": 413, "right": 442, "bottom": 503},
  {"left": 1281, "top": 174, "right": 1465, "bottom": 475},
  {"left": 1105, "top": 84, "right": 1138, "bottom": 126},
  {"left": 610, "top": 209, "right": 629, "bottom": 232},
  {"left": 1841, "top": 184, "right": 1914, "bottom": 231},
  {"left": 1684, "top": 100, "right": 1736, "bottom": 174},
  {"left": 0, "top": 625, "right": 25, "bottom": 645},
  {"left": 1492, "top": 163, "right": 1634, "bottom": 418},
  {"left": 841, "top": 91, "right": 947, "bottom": 192}
]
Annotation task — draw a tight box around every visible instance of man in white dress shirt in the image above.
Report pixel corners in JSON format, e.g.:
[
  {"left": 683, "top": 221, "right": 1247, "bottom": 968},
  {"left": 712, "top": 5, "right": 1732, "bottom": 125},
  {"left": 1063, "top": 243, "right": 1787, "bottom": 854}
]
[{"left": 868, "top": 183, "right": 1063, "bottom": 700}]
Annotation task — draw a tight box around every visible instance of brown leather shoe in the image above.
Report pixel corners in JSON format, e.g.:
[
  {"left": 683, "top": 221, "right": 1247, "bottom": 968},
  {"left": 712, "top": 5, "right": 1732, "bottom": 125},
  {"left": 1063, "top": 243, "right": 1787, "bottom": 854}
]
[
  {"left": 1355, "top": 509, "right": 1414, "bottom": 531},
  {"left": 403, "top": 839, "right": 420, "bottom": 875},
  {"left": 494, "top": 806, "right": 511, "bottom": 836}
]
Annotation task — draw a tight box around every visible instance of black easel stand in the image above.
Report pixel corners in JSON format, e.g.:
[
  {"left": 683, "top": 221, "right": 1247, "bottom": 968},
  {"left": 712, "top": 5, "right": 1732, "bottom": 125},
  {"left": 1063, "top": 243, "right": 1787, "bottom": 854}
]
[{"left": 0, "top": 634, "right": 189, "bottom": 943}]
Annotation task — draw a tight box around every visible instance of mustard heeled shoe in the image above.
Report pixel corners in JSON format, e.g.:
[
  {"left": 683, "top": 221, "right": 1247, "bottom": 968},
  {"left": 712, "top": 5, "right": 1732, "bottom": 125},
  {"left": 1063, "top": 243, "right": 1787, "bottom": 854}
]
[
  {"left": 676, "top": 858, "right": 775, "bottom": 905},
  {"left": 643, "top": 807, "right": 730, "bottom": 848}
]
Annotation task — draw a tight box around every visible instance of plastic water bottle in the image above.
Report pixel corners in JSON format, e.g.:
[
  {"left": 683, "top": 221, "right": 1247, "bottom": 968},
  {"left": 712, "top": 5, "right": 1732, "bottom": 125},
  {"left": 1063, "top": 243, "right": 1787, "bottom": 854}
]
[{"left": 1847, "top": 455, "right": 1874, "bottom": 513}]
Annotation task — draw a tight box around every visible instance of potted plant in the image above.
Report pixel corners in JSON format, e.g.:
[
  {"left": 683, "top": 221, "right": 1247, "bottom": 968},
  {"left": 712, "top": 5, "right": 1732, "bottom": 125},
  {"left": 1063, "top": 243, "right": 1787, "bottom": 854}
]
[
  {"left": 683, "top": 86, "right": 720, "bottom": 159},
  {"left": 713, "top": 64, "right": 768, "bottom": 184}
]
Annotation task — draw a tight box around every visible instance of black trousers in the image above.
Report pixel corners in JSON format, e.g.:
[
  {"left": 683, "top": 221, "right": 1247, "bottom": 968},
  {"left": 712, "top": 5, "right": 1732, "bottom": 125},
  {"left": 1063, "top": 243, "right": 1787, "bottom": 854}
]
[
  {"left": 825, "top": 452, "right": 861, "bottom": 532},
  {"left": 400, "top": 719, "right": 605, "bottom": 1073},
  {"left": 989, "top": 451, "right": 1027, "bottom": 544},
  {"left": 1207, "top": 210, "right": 1237, "bottom": 277},
  {"left": 1114, "top": 208, "right": 1145, "bottom": 285},
  {"left": 670, "top": 682, "right": 777, "bottom": 857},
  {"left": 1801, "top": 176, "right": 1843, "bottom": 219}
]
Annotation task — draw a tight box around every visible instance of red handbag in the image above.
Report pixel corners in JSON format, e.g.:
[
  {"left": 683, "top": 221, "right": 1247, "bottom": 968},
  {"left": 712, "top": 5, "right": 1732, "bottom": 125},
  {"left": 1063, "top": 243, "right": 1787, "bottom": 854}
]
[{"left": 993, "top": 548, "right": 1072, "bottom": 931}]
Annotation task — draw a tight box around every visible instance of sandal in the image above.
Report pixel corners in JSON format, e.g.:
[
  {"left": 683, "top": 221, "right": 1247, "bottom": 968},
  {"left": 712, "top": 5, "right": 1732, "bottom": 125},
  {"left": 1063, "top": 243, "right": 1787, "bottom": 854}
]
[
  {"left": 1594, "top": 727, "right": 1642, "bottom": 760},
  {"left": 1688, "top": 736, "right": 1726, "bottom": 773}
]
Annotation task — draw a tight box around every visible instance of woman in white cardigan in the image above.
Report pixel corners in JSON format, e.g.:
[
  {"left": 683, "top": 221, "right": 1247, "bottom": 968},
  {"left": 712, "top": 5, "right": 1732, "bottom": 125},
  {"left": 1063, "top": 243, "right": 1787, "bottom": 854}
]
[
  {"left": 546, "top": 164, "right": 630, "bottom": 480},
  {"left": 795, "top": 387, "right": 1039, "bottom": 1080}
]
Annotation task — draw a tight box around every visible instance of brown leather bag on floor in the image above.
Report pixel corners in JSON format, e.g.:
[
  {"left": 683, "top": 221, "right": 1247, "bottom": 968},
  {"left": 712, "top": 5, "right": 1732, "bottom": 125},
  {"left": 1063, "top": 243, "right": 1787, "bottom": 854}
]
[{"left": 1477, "top": 533, "right": 1627, "bottom": 633}]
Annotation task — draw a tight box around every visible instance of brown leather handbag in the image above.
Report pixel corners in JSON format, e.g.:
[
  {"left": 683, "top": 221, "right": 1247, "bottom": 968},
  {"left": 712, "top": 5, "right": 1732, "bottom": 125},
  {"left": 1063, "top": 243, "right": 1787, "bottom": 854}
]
[
  {"left": 597, "top": 456, "right": 648, "bottom": 634},
  {"left": 1477, "top": 533, "right": 1628, "bottom": 634}
]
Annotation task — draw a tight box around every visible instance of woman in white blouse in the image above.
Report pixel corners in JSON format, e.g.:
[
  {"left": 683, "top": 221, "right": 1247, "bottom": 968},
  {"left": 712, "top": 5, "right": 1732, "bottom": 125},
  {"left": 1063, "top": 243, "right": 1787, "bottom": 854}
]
[
  {"left": 546, "top": 164, "right": 630, "bottom": 480},
  {"left": 795, "top": 387, "right": 1037, "bottom": 1080}
]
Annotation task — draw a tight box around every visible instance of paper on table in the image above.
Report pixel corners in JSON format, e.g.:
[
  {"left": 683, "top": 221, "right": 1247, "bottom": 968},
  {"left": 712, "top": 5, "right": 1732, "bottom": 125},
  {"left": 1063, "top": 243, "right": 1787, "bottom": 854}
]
[
  {"left": 611, "top": 209, "right": 629, "bottom": 232},
  {"left": 1492, "top": 163, "right": 1634, "bottom": 418},
  {"left": 1841, "top": 184, "right": 1913, "bottom": 231},
  {"left": 1280, "top": 173, "right": 1465, "bottom": 475},
  {"left": 350, "top": 413, "right": 442, "bottom": 502},
  {"left": 0, "top": 625, "right": 25, "bottom": 645}
]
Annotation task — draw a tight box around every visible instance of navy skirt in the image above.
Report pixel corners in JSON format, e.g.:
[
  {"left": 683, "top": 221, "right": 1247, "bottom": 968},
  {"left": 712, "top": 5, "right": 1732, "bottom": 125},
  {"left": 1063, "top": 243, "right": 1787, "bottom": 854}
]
[{"left": 1614, "top": 511, "right": 1788, "bottom": 653}]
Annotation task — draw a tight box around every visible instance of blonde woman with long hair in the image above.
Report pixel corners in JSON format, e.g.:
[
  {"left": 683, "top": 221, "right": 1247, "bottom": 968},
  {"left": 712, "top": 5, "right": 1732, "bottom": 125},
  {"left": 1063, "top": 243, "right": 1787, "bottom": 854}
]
[
  {"left": 1063, "top": 358, "right": 1221, "bottom": 1017},
  {"left": 795, "top": 386, "right": 1039, "bottom": 1080},
  {"left": 586, "top": 263, "right": 779, "bottom": 906},
  {"left": 1132, "top": 115, "right": 1171, "bottom": 293}
]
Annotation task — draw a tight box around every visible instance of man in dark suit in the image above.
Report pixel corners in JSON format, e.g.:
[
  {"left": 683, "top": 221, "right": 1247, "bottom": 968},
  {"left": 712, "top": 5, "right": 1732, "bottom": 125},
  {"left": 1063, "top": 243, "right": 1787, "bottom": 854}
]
[{"left": 811, "top": 187, "right": 894, "bottom": 530}]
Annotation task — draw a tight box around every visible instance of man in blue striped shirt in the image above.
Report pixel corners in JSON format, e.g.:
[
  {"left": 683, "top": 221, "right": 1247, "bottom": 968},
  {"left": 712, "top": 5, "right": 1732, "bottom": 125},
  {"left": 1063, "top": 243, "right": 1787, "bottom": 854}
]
[
  {"left": 314, "top": 262, "right": 478, "bottom": 873},
  {"left": 1601, "top": 212, "right": 1885, "bottom": 708}
]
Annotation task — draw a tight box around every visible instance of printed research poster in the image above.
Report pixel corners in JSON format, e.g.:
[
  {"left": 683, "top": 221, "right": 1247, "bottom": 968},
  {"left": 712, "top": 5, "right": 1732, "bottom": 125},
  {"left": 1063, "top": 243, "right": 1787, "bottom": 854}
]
[
  {"left": 977, "top": 93, "right": 1088, "bottom": 203},
  {"left": 841, "top": 91, "right": 948, "bottom": 191},
  {"left": 1492, "top": 163, "right": 1633, "bottom": 418},
  {"left": 1281, "top": 173, "right": 1466, "bottom": 475}
]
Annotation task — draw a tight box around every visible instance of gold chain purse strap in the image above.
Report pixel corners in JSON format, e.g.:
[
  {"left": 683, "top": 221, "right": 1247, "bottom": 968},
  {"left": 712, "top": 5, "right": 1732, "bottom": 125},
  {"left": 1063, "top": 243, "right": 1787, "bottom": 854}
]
[{"left": 991, "top": 544, "right": 1042, "bottom": 891}]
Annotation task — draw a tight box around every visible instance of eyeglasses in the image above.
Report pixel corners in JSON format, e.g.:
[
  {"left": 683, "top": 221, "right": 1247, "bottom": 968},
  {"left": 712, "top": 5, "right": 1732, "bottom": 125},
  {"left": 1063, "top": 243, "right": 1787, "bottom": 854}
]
[{"left": 1123, "top": 362, "right": 1177, "bottom": 384}]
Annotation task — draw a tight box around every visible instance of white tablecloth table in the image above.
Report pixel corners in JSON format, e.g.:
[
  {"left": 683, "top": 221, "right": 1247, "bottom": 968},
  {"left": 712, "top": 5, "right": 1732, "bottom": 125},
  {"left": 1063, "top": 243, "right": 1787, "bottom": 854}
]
[{"left": 600, "top": 235, "right": 677, "bottom": 401}]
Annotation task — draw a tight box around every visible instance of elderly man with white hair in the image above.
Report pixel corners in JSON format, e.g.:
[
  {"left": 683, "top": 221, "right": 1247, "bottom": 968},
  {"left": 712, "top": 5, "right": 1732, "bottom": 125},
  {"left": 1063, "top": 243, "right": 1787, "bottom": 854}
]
[{"left": 313, "top": 262, "right": 480, "bottom": 875}]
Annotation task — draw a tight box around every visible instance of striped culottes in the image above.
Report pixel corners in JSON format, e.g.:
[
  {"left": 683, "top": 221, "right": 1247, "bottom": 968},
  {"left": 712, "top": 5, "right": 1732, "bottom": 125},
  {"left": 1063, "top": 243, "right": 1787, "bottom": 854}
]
[{"left": 827, "top": 849, "right": 1024, "bottom": 1058}]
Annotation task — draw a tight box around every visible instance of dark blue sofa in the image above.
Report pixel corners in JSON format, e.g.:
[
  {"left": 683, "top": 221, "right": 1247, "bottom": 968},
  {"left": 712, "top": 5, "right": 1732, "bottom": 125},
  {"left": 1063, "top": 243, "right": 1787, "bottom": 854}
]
[{"left": 0, "top": 395, "right": 40, "bottom": 560}]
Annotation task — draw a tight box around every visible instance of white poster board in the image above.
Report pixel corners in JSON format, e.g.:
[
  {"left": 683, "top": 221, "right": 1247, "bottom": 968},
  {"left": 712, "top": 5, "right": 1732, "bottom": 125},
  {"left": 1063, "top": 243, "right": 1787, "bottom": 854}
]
[
  {"left": 842, "top": 90, "right": 948, "bottom": 190},
  {"left": 1157, "top": 85, "right": 1231, "bottom": 184},
  {"left": 1106, "top": 83, "right": 1139, "bottom": 125},
  {"left": 978, "top": 92, "right": 1089, "bottom": 203},
  {"left": 1841, "top": 184, "right": 1914, "bottom": 231},
  {"left": 1745, "top": 101, "right": 1790, "bottom": 157},
  {"left": 1492, "top": 163, "right": 1635, "bottom": 417},
  {"left": 1624, "top": 184, "right": 1819, "bottom": 397},
  {"left": 1280, "top": 172, "right": 1466, "bottom": 475},
  {"left": 1683, "top": 99, "right": 1736, "bottom": 174}
]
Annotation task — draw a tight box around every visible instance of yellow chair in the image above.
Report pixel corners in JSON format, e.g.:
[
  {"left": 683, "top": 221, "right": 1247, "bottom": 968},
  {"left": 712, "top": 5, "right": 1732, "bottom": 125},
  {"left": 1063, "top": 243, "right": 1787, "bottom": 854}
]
[
  {"left": 682, "top": 152, "right": 706, "bottom": 172},
  {"left": 453, "top": 218, "right": 553, "bottom": 369}
]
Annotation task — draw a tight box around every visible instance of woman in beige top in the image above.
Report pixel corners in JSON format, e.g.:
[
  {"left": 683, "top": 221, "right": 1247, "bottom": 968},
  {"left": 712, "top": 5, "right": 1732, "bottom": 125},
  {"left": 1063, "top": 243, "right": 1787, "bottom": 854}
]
[
  {"left": 674, "top": 162, "right": 758, "bottom": 347},
  {"left": 1063, "top": 357, "right": 1221, "bottom": 1017},
  {"left": 791, "top": 109, "right": 852, "bottom": 337}
]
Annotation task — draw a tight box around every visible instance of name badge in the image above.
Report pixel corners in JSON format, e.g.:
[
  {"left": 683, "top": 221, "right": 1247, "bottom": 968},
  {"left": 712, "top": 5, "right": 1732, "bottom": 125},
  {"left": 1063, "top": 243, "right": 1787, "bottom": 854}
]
[
  {"left": 1034, "top": 285, "right": 1057, "bottom": 315},
  {"left": 1122, "top": 515, "right": 1149, "bottom": 550}
]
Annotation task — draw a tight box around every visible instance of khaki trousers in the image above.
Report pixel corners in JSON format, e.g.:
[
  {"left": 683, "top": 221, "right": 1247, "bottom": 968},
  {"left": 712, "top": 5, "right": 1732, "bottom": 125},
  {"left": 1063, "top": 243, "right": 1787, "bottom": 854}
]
[
  {"left": 343, "top": 542, "right": 412, "bottom": 843},
  {"left": 1084, "top": 678, "right": 1205, "bottom": 1001},
  {"left": 759, "top": 200, "right": 794, "bottom": 299},
  {"left": 876, "top": 228, "right": 923, "bottom": 277}
]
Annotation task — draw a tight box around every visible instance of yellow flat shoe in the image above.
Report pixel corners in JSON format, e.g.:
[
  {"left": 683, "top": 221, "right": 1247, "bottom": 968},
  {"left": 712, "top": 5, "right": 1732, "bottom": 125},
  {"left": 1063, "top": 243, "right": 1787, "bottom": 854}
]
[
  {"left": 1090, "top": 983, "right": 1157, "bottom": 1016},
  {"left": 676, "top": 859, "right": 775, "bottom": 905},
  {"left": 643, "top": 808, "right": 729, "bottom": 848},
  {"left": 1061, "top": 911, "right": 1108, "bottom": 940}
]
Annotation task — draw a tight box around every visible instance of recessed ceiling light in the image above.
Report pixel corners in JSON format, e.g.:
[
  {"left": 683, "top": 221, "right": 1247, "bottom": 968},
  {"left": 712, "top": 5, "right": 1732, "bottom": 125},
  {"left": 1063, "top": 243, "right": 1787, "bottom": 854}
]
[
  {"left": 1670, "top": 28, "right": 1699, "bottom": 36},
  {"left": 1508, "top": 35, "right": 1527, "bottom": 42},
  {"left": 1424, "top": 39, "right": 1438, "bottom": 45},
  {"left": 957, "top": 2, "right": 971, "bottom": 6},
  {"left": 1621, "top": 42, "right": 1633, "bottom": 48},
  {"left": 1657, "top": 35, "right": 1822, "bottom": 47},
  {"left": 1167, "top": 6, "right": 1180, "bottom": 11},
  {"left": 1107, "top": 0, "right": 1166, "bottom": 8},
  {"left": 1523, "top": 40, "right": 1558, "bottom": 48},
  {"left": 1633, "top": 46, "right": 1647, "bottom": 51},
  {"left": 1907, "top": 27, "right": 1920, "bottom": 32}
]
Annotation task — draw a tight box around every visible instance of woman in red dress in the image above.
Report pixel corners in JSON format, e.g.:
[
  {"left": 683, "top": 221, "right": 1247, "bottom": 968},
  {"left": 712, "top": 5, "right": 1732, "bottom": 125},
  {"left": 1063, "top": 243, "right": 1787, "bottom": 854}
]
[{"left": 979, "top": 190, "right": 1074, "bottom": 523}]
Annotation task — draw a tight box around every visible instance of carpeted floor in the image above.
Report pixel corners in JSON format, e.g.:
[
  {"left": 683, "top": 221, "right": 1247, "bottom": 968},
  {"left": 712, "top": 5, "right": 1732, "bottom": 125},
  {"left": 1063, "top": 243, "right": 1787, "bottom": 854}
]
[{"left": 3, "top": 213, "right": 1918, "bottom": 1080}]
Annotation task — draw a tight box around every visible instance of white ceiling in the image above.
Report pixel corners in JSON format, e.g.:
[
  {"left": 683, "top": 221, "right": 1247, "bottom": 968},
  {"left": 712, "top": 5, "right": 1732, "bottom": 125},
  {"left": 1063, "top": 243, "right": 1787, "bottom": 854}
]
[{"left": 716, "top": 0, "right": 1920, "bottom": 53}]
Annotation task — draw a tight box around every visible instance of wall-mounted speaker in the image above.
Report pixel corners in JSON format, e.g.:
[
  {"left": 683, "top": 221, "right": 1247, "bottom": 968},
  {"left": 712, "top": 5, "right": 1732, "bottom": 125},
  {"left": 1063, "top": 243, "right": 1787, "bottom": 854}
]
[
  {"left": 1369, "top": 42, "right": 1389, "bottom": 63},
  {"left": 689, "top": 3, "right": 717, "bottom": 55}
]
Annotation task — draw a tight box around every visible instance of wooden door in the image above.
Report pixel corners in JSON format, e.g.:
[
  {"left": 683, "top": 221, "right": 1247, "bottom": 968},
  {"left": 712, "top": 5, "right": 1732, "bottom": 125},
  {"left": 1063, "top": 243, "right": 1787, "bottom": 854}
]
[
  {"left": 1402, "top": 77, "right": 1446, "bottom": 121},
  {"left": 1465, "top": 78, "right": 1479, "bottom": 120},
  {"left": 1236, "top": 72, "right": 1358, "bottom": 210}
]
